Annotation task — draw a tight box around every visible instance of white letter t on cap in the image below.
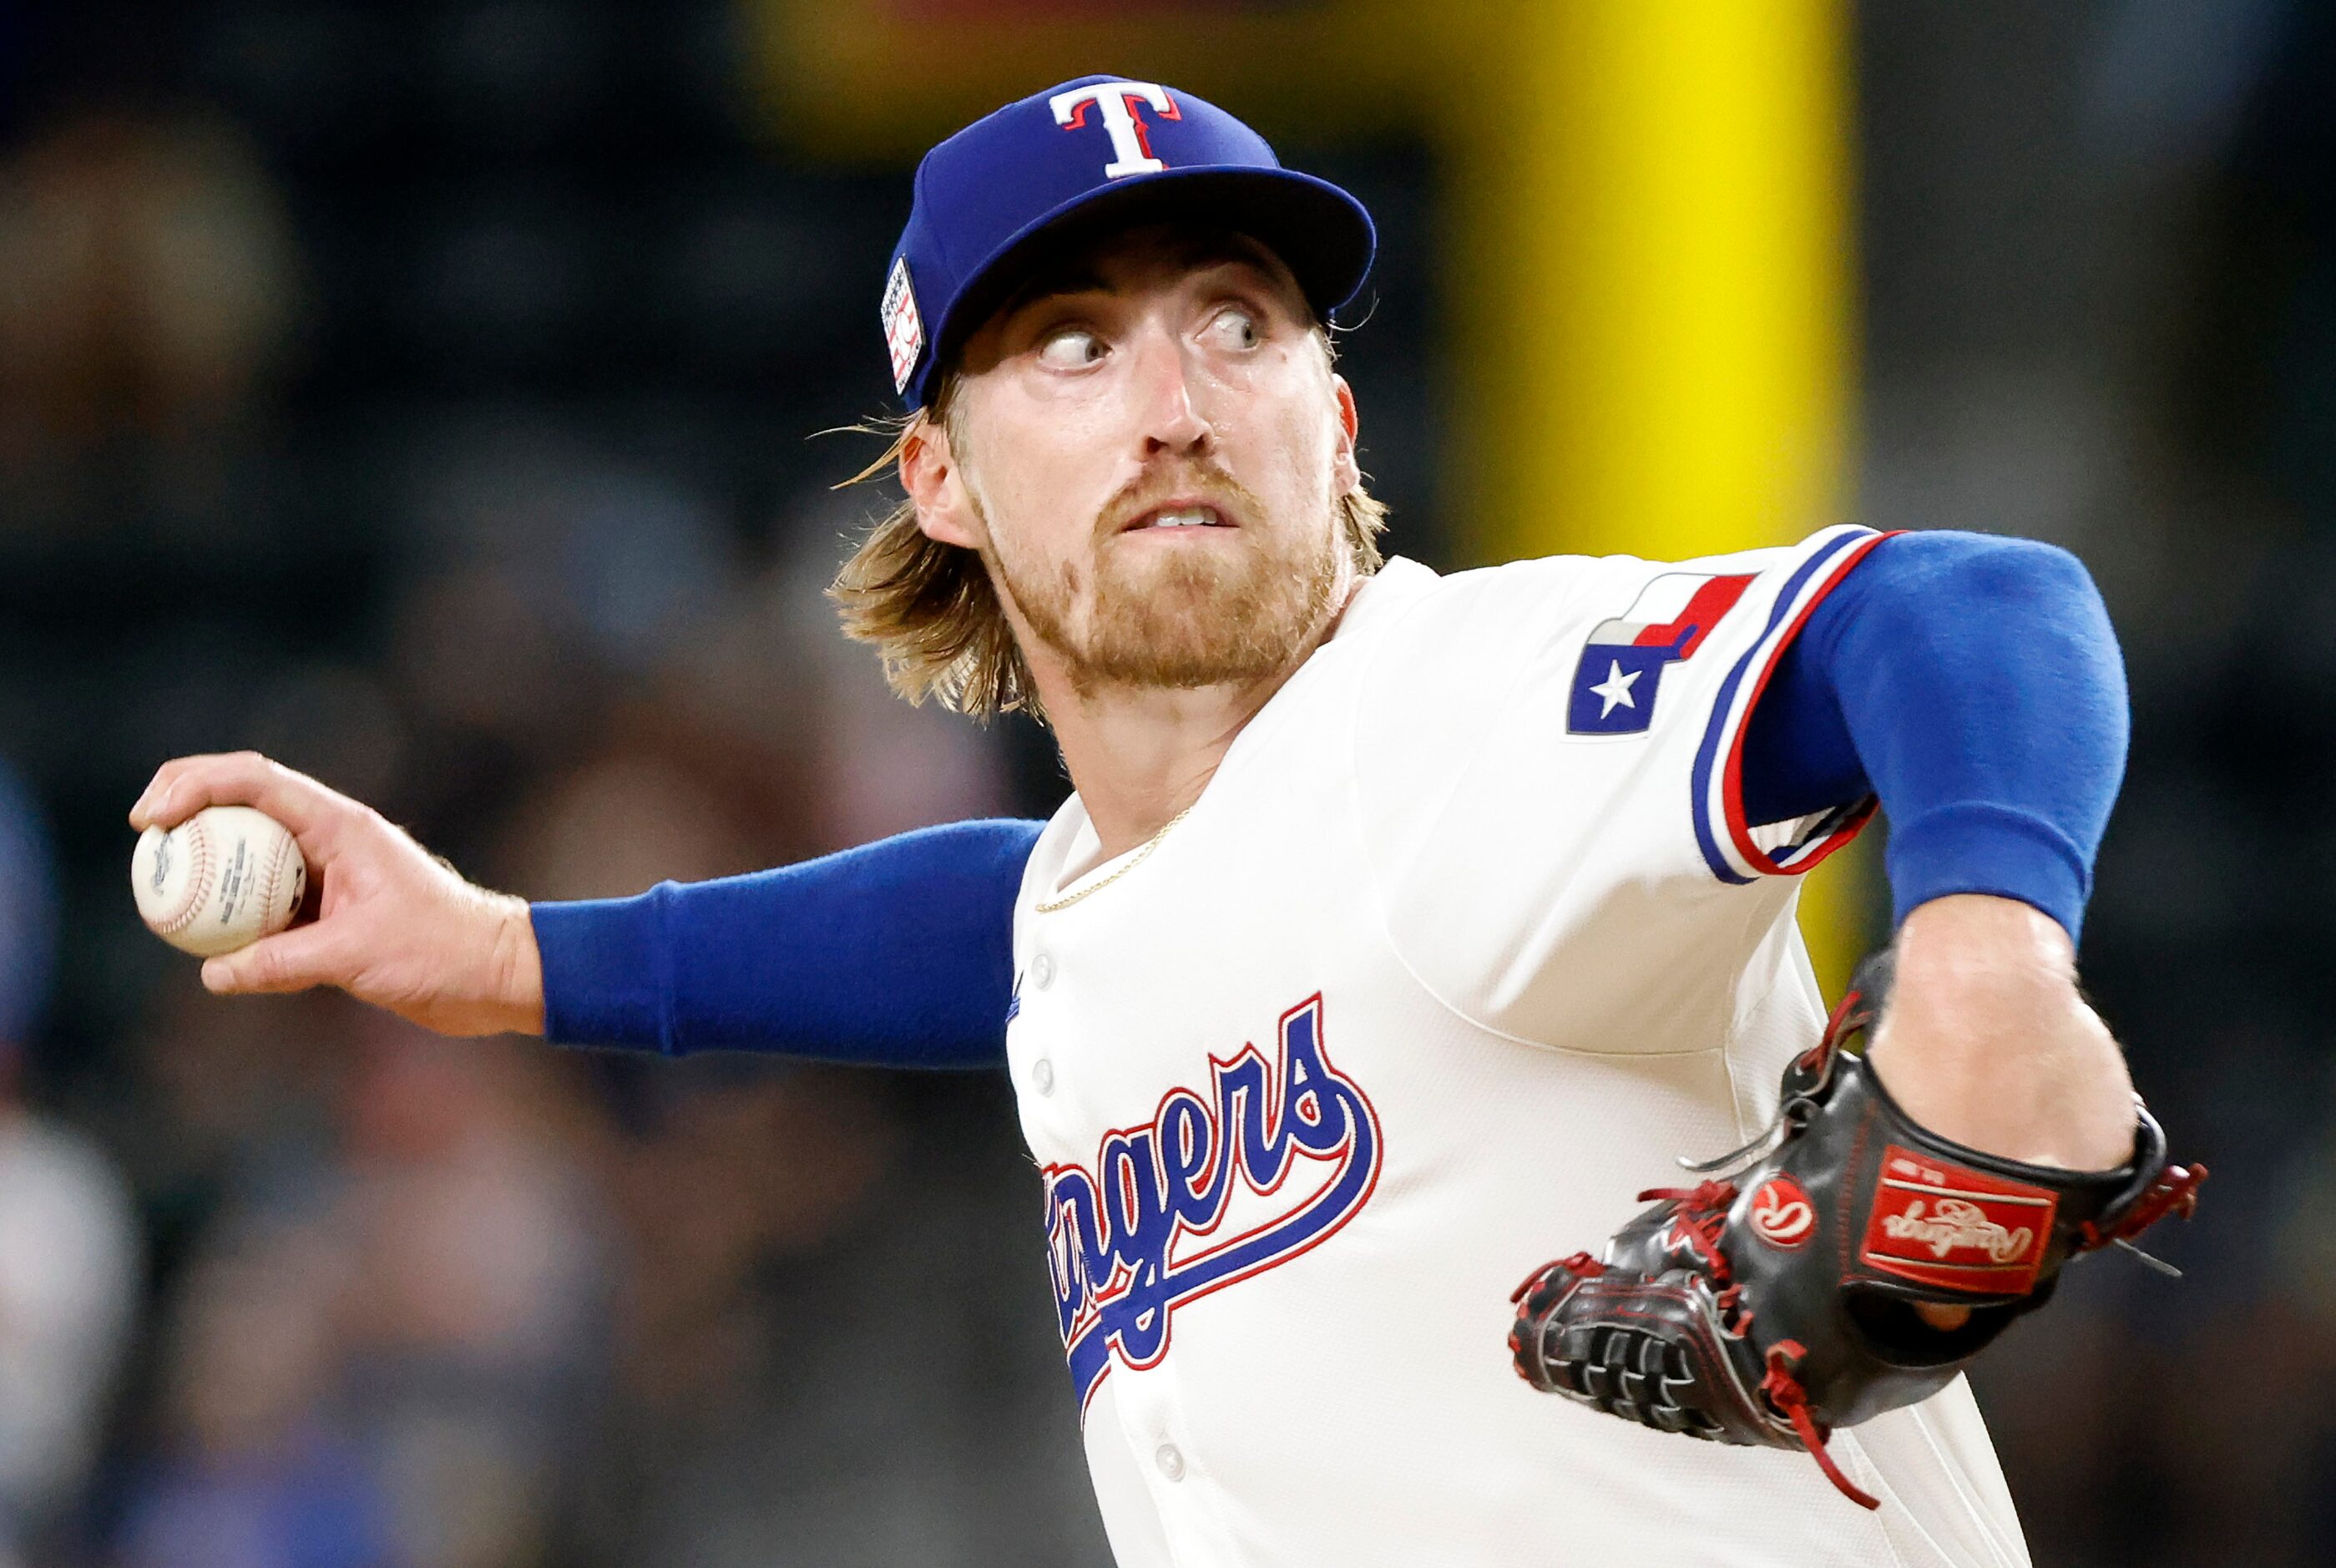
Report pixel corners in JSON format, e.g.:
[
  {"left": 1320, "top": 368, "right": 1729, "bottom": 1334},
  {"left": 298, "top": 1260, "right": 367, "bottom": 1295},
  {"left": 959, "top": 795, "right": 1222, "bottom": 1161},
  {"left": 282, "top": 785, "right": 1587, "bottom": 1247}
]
[{"left": 1050, "top": 81, "right": 1178, "bottom": 179}]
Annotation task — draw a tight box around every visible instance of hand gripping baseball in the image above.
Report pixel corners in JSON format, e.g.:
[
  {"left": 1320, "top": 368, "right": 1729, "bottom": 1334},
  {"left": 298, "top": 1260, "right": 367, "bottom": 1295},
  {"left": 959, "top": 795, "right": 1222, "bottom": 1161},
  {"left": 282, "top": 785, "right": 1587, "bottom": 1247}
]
[
  {"left": 129, "top": 753, "right": 543, "bottom": 1037},
  {"left": 1508, "top": 950, "right": 2205, "bottom": 1509}
]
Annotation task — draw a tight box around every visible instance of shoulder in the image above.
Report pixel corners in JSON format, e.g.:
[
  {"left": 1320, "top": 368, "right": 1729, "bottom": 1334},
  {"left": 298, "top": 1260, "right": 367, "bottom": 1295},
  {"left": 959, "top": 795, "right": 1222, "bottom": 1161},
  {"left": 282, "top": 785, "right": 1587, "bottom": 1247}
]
[
  {"left": 1343, "top": 551, "right": 1676, "bottom": 655},
  {"left": 1354, "top": 527, "right": 1880, "bottom": 647},
  {"left": 1345, "top": 527, "right": 1883, "bottom": 711},
  {"left": 1330, "top": 553, "right": 1689, "bottom": 717}
]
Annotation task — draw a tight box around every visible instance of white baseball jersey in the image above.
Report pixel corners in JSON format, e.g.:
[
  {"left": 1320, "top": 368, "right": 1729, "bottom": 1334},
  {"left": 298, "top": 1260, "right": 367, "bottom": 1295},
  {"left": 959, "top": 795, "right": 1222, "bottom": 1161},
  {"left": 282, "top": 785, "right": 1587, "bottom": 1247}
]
[{"left": 1005, "top": 524, "right": 2032, "bottom": 1568}]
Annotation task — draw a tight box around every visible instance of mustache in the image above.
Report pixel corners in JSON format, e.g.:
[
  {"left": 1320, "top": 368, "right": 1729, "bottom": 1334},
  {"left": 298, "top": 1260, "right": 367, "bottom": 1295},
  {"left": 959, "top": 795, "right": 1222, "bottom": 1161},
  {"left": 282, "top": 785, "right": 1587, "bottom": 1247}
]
[{"left": 1096, "top": 462, "right": 1268, "bottom": 536}]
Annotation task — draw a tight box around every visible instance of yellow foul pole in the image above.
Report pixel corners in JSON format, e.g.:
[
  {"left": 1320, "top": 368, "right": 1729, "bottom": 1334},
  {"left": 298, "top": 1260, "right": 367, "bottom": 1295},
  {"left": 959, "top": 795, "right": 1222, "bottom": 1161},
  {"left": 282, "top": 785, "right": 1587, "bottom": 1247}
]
[{"left": 1446, "top": 0, "right": 1869, "bottom": 984}]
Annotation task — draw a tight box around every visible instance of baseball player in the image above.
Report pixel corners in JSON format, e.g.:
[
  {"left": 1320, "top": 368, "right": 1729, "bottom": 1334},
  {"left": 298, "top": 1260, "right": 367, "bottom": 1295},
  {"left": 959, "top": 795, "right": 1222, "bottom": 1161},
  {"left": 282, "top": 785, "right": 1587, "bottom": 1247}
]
[{"left": 132, "top": 77, "right": 2195, "bottom": 1567}]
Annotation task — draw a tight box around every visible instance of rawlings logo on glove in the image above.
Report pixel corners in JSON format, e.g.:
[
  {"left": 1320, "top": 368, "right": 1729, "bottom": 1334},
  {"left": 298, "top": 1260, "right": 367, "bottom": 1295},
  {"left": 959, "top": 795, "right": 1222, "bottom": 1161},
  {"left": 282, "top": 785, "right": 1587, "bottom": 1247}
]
[
  {"left": 1747, "top": 1175, "right": 1815, "bottom": 1247},
  {"left": 1508, "top": 950, "right": 2206, "bottom": 1510}
]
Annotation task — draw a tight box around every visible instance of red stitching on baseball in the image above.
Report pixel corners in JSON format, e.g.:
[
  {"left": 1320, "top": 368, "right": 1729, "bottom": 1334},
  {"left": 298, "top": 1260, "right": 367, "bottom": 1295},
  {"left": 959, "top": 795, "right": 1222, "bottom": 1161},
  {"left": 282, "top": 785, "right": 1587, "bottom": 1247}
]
[
  {"left": 260, "top": 824, "right": 295, "bottom": 931},
  {"left": 153, "top": 822, "right": 214, "bottom": 936}
]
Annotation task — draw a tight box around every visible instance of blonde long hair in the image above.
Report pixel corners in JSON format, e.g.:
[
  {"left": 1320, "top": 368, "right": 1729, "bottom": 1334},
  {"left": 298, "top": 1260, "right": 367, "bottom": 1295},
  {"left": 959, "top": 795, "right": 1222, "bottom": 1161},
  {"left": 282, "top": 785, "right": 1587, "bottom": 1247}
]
[{"left": 829, "top": 334, "right": 1388, "bottom": 719}]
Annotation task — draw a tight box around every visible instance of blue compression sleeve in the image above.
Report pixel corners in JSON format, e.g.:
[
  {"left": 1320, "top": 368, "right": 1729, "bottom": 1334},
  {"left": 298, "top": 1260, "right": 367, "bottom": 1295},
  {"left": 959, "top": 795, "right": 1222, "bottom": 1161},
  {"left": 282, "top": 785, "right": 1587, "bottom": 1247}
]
[
  {"left": 531, "top": 817, "right": 1042, "bottom": 1065},
  {"left": 1739, "top": 531, "right": 2128, "bottom": 941},
  {"left": 533, "top": 534, "right": 2123, "bottom": 1061}
]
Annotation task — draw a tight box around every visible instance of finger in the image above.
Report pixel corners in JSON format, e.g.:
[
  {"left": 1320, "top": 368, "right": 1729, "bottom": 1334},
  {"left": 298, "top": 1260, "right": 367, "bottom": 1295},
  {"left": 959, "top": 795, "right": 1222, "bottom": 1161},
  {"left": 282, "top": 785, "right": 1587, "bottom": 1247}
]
[
  {"left": 200, "top": 922, "right": 349, "bottom": 996},
  {"left": 129, "top": 754, "right": 212, "bottom": 827},
  {"left": 133, "top": 752, "right": 359, "bottom": 857},
  {"left": 138, "top": 751, "right": 315, "bottom": 829}
]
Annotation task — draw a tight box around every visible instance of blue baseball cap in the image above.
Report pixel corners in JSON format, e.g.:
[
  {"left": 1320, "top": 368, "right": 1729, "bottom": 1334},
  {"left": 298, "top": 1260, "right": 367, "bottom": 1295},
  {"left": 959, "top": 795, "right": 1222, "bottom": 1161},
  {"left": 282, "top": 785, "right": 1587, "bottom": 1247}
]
[{"left": 882, "top": 74, "right": 1377, "bottom": 407}]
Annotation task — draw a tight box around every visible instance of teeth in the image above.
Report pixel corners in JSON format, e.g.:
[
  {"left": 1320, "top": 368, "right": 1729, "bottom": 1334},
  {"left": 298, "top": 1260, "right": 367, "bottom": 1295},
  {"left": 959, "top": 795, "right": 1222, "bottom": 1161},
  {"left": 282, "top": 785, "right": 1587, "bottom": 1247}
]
[{"left": 1152, "top": 508, "right": 1212, "bottom": 529}]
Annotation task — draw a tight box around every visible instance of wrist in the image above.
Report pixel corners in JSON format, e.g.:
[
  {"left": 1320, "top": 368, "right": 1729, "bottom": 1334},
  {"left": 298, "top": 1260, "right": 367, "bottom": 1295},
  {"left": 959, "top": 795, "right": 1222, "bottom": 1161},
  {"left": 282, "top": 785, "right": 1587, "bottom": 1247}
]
[
  {"left": 482, "top": 892, "right": 546, "bottom": 1036},
  {"left": 1868, "top": 894, "right": 2136, "bottom": 1172},
  {"left": 1894, "top": 892, "right": 2075, "bottom": 993}
]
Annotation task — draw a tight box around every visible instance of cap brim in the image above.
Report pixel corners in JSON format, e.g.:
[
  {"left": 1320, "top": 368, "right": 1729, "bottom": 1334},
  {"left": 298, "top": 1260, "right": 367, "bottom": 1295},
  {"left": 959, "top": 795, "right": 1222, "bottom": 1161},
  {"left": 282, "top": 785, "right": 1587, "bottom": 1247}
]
[{"left": 924, "top": 164, "right": 1376, "bottom": 402}]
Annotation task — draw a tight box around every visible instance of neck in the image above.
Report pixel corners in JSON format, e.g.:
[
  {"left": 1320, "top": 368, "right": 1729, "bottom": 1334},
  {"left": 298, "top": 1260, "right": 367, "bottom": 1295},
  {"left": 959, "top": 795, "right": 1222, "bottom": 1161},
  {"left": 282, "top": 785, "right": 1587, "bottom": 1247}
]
[
  {"left": 1033, "top": 574, "right": 1363, "bottom": 859},
  {"left": 1048, "top": 679, "right": 1282, "bottom": 857}
]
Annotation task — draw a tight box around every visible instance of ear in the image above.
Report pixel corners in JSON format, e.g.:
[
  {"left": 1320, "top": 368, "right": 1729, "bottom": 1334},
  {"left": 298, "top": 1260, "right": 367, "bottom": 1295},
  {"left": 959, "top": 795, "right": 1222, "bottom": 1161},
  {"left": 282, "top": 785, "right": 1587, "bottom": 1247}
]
[
  {"left": 1329, "top": 373, "right": 1362, "bottom": 497},
  {"left": 900, "top": 413, "right": 987, "bottom": 550}
]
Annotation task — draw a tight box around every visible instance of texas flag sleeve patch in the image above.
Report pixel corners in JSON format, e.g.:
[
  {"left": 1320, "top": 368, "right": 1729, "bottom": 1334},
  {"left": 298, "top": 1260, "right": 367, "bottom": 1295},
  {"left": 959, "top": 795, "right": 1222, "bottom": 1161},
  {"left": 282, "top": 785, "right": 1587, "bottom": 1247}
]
[{"left": 1565, "top": 571, "right": 1756, "bottom": 735}]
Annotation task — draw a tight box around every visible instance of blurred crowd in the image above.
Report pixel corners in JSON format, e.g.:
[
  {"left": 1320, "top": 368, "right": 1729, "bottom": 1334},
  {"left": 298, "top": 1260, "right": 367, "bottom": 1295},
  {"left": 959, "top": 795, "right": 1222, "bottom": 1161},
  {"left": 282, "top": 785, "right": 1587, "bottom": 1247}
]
[
  {"left": 8, "top": 851, "right": 1109, "bottom": 1568},
  {"left": 1862, "top": 5, "right": 2336, "bottom": 1564},
  {"left": 0, "top": 2, "right": 2333, "bottom": 1565},
  {"left": 0, "top": 3, "right": 1123, "bottom": 1564}
]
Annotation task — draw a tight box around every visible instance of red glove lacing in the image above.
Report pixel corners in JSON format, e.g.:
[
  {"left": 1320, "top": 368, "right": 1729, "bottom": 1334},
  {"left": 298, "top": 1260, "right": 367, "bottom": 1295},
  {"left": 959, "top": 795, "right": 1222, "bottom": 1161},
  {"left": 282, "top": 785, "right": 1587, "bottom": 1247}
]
[
  {"left": 2080, "top": 1161, "right": 2209, "bottom": 1252},
  {"left": 1761, "top": 1341, "right": 1881, "bottom": 1510},
  {"left": 1636, "top": 1181, "right": 1755, "bottom": 1336},
  {"left": 1641, "top": 1183, "right": 1875, "bottom": 1503}
]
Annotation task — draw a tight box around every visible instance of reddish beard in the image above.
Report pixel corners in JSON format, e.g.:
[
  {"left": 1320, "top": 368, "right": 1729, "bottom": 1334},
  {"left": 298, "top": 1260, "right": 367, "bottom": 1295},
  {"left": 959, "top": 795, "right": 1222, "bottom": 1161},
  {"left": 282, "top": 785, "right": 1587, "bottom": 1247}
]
[{"left": 984, "top": 466, "right": 1343, "bottom": 697}]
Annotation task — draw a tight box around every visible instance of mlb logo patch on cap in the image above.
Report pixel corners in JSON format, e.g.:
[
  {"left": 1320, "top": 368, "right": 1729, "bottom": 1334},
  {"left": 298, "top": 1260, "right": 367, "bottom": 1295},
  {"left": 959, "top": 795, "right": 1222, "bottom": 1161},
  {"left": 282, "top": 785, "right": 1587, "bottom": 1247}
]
[{"left": 882, "top": 258, "right": 924, "bottom": 394}]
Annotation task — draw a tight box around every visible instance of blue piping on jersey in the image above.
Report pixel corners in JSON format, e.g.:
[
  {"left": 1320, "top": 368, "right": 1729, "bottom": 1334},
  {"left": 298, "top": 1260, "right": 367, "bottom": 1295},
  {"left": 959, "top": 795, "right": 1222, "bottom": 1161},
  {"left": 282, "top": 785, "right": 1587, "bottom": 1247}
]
[{"left": 1689, "top": 528, "right": 1873, "bottom": 885}]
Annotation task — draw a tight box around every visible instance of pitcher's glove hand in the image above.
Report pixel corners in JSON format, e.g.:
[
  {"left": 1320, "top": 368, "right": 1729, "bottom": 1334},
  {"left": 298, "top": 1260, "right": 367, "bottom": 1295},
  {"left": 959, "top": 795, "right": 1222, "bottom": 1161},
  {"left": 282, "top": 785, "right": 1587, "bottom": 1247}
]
[{"left": 1507, "top": 950, "right": 2205, "bottom": 1509}]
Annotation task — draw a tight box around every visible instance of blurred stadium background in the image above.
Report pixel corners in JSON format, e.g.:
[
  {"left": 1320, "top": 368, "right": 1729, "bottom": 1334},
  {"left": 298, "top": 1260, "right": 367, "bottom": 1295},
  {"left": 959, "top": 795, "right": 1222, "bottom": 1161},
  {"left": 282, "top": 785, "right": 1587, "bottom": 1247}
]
[{"left": 0, "top": 2, "right": 2327, "bottom": 1564}]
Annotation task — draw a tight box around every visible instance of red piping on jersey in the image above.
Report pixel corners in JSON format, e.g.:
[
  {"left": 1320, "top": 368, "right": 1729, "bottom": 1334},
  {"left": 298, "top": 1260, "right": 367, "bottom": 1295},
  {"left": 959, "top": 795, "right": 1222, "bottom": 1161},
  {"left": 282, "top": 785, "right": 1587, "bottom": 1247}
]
[{"left": 1717, "top": 531, "right": 1901, "bottom": 878}]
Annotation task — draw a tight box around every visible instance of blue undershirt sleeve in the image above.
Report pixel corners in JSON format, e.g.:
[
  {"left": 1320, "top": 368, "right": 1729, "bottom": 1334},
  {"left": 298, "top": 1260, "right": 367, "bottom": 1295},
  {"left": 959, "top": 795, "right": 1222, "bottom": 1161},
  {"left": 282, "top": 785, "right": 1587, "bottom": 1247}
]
[
  {"left": 1738, "top": 530, "right": 2129, "bottom": 943},
  {"left": 529, "top": 817, "right": 1044, "bottom": 1066},
  {"left": 529, "top": 534, "right": 2123, "bottom": 1060}
]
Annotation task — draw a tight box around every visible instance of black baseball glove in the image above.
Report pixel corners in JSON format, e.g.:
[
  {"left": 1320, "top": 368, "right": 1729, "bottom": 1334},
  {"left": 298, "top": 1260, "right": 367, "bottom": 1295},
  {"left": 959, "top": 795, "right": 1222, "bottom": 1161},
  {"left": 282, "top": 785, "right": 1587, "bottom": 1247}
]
[{"left": 1508, "top": 950, "right": 2205, "bottom": 1508}]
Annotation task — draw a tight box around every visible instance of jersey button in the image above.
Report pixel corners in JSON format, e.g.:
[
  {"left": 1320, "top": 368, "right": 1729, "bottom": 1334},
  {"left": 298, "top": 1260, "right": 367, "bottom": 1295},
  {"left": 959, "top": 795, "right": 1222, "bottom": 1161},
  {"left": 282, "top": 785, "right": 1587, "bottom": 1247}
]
[
  {"left": 1032, "top": 1058, "right": 1054, "bottom": 1095},
  {"left": 1031, "top": 953, "right": 1056, "bottom": 989},
  {"left": 1155, "top": 1443, "right": 1185, "bottom": 1482}
]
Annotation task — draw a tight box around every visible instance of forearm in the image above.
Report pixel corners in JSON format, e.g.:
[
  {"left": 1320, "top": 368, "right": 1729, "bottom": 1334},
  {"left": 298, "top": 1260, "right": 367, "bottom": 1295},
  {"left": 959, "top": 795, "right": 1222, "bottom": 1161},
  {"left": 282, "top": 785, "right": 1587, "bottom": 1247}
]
[
  {"left": 1743, "top": 531, "right": 2141, "bottom": 1176},
  {"left": 530, "top": 818, "right": 1042, "bottom": 1067},
  {"left": 1869, "top": 893, "right": 2135, "bottom": 1170}
]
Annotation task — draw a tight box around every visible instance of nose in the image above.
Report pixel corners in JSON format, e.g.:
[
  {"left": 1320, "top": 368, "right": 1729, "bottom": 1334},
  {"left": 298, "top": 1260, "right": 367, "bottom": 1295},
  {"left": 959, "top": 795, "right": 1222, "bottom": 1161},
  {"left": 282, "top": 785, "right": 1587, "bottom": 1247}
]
[{"left": 1126, "top": 321, "right": 1213, "bottom": 458}]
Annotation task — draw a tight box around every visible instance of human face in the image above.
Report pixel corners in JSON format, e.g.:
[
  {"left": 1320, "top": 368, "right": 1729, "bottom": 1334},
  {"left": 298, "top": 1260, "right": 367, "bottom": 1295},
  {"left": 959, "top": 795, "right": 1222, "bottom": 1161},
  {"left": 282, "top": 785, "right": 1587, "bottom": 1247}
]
[{"left": 908, "top": 225, "right": 1362, "bottom": 697}]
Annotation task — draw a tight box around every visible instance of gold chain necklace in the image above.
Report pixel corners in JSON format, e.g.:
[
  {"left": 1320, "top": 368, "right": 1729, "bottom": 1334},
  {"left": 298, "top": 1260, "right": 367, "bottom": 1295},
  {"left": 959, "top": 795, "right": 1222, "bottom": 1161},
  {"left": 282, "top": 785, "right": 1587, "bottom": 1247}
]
[{"left": 1032, "top": 805, "right": 1194, "bottom": 913}]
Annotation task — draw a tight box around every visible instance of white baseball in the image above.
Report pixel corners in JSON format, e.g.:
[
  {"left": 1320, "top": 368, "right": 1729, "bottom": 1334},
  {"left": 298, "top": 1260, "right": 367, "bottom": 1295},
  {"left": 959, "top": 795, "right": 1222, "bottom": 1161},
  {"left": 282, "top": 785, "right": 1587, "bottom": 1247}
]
[{"left": 131, "top": 805, "right": 308, "bottom": 959}]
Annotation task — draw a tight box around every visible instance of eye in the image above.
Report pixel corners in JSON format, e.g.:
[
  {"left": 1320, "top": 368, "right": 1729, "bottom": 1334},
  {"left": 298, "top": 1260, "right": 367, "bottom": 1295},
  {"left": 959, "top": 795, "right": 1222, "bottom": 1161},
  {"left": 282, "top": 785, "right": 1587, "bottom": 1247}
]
[
  {"left": 1204, "top": 306, "right": 1262, "bottom": 351},
  {"left": 1036, "top": 326, "right": 1107, "bottom": 370}
]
